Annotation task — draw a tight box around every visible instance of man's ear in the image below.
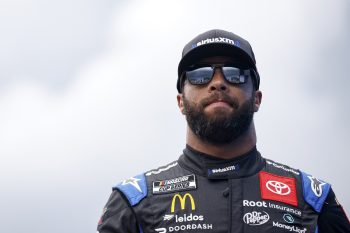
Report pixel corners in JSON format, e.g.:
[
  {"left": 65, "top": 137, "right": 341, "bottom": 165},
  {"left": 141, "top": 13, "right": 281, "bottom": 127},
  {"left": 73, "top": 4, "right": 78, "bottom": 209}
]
[
  {"left": 254, "top": 90, "right": 262, "bottom": 112},
  {"left": 177, "top": 94, "right": 185, "bottom": 115}
]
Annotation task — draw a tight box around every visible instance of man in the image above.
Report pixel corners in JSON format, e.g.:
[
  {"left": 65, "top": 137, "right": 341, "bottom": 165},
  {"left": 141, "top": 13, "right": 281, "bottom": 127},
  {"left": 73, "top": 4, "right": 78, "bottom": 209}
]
[{"left": 97, "top": 29, "right": 350, "bottom": 233}]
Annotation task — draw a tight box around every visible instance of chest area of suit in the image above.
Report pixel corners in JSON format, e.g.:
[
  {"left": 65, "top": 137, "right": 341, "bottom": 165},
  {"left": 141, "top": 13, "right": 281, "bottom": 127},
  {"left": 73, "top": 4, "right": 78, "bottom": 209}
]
[{"left": 139, "top": 170, "right": 317, "bottom": 233}]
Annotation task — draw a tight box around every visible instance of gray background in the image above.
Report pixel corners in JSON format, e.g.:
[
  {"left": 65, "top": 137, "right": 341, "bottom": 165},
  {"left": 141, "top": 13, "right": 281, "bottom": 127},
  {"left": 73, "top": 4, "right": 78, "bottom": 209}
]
[{"left": 0, "top": 0, "right": 349, "bottom": 232}]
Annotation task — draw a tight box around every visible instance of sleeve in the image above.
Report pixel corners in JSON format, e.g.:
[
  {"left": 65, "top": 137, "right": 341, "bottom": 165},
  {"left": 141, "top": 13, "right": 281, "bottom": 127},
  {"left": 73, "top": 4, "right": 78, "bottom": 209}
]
[
  {"left": 318, "top": 188, "right": 350, "bottom": 233},
  {"left": 97, "top": 190, "right": 139, "bottom": 233}
]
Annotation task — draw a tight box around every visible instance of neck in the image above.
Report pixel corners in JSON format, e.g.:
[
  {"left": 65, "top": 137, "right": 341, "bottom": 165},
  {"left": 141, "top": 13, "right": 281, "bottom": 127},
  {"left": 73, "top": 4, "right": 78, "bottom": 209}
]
[{"left": 186, "top": 122, "right": 257, "bottom": 159}]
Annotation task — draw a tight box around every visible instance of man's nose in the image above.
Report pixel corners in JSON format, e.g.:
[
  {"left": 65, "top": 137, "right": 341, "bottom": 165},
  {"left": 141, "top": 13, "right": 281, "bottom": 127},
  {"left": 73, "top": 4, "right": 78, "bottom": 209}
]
[{"left": 208, "top": 68, "right": 228, "bottom": 92}]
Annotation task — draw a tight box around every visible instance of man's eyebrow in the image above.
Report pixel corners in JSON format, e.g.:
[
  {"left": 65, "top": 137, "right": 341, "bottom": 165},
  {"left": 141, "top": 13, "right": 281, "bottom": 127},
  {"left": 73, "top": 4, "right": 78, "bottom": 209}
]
[{"left": 193, "top": 62, "right": 249, "bottom": 68}]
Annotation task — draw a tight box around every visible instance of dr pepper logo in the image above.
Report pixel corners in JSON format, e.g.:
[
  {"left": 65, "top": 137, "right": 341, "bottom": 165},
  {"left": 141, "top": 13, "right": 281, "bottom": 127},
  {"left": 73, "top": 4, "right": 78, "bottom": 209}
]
[{"left": 259, "top": 171, "right": 298, "bottom": 206}]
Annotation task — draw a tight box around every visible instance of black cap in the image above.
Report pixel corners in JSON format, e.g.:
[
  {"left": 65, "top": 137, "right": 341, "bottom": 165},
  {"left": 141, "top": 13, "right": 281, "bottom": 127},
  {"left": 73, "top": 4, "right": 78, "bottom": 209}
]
[{"left": 177, "top": 29, "right": 260, "bottom": 93}]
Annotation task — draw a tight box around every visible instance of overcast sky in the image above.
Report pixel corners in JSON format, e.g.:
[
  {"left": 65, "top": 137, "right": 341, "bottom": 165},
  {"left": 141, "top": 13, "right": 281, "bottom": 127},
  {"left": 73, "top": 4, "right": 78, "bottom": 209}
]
[{"left": 0, "top": 1, "right": 349, "bottom": 232}]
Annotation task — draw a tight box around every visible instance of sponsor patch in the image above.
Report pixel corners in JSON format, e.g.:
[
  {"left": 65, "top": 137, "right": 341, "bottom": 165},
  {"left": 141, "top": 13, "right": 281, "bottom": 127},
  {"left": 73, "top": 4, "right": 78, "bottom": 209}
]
[
  {"left": 243, "top": 200, "right": 302, "bottom": 217},
  {"left": 191, "top": 37, "right": 240, "bottom": 49},
  {"left": 171, "top": 213, "right": 204, "bottom": 222},
  {"left": 163, "top": 214, "right": 175, "bottom": 221},
  {"left": 307, "top": 175, "right": 326, "bottom": 197},
  {"left": 207, "top": 164, "right": 239, "bottom": 178},
  {"left": 153, "top": 174, "right": 196, "bottom": 194},
  {"left": 268, "top": 202, "right": 302, "bottom": 217},
  {"left": 156, "top": 193, "right": 214, "bottom": 232},
  {"left": 266, "top": 160, "right": 300, "bottom": 175},
  {"left": 155, "top": 228, "right": 166, "bottom": 233},
  {"left": 272, "top": 222, "right": 307, "bottom": 233},
  {"left": 208, "top": 165, "right": 239, "bottom": 174},
  {"left": 243, "top": 211, "right": 270, "bottom": 226},
  {"left": 171, "top": 193, "right": 196, "bottom": 212},
  {"left": 283, "top": 213, "right": 294, "bottom": 223},
  {"left": 156, "top": 223, "right": 213, "bottom": 233},
  {"left": 260, "top": 171, "right": 298, "bottom": 207}
]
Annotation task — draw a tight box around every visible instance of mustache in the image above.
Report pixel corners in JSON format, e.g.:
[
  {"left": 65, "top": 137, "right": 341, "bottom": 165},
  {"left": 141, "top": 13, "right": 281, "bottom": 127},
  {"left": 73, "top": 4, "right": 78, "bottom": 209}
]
[{"left": 200, "top": 93, "right": 239, "bottom": 109}]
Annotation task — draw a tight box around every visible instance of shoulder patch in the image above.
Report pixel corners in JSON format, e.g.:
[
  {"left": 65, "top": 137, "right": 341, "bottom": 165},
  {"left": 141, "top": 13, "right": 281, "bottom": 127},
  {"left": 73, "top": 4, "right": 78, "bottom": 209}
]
[
  {"left": 152, "top": 174, "right": 197, "bottom": 194},
  {"left": 300, "top": 171, "right": 331, "bottom": 212},
  {"left": 259, "top": 171, "right": 298, "bottom": 206},
  {"left": 113, "top": 173, "right": 148, "bottom": 206},
  {"left": 265, "top": 159, "right": 300, "bottom": 175}
]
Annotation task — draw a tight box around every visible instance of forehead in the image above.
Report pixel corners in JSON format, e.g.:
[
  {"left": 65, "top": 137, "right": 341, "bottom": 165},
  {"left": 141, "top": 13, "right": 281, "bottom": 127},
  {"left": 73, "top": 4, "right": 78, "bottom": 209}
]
[
  {"left": 195, "top": 56, "right": 249, "bottom": 68},
  {"left": 198, "top": 56, "right": 236, "bottom": 63}
]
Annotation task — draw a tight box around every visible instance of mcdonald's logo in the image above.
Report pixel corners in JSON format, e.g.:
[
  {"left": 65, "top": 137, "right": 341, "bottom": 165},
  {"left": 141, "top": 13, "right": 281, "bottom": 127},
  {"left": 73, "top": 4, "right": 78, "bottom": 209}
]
[{"left": 171, "top": 193, "right": 196, "bottom": 213}]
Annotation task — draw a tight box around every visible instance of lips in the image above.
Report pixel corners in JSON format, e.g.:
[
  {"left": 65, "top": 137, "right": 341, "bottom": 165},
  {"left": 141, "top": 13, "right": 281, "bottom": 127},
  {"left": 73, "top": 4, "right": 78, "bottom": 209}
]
[
  {"left": 202, "top": 95, "right": 238, "bottom": 109},
  {"left": 207, "top": 100, "right": 232, "bottom": 108}
]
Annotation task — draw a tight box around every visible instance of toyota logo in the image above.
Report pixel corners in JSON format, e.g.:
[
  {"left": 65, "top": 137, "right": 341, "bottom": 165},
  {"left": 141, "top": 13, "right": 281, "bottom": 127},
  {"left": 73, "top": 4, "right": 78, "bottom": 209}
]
[{"left": 266, "top": 180, "right": 291, "bottom": 195}]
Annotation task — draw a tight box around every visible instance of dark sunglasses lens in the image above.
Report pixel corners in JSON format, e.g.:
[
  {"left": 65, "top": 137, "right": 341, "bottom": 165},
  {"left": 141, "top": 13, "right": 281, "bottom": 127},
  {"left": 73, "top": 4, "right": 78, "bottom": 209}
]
[
  {"left": 186, "top": 67, "right": 213, "bottom": 85},
  {"left": 222, "top": 67, "right": 245, "bottom": 84}
]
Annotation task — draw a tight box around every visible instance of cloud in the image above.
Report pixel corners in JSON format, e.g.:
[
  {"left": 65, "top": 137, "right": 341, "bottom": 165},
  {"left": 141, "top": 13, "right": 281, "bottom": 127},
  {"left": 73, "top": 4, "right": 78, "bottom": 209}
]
[
  {"left": 0, "top": 1, "right": 349, "bottom": 232},
  {"left": 0, "top": 0, "right": 116, "bottom": 90}
]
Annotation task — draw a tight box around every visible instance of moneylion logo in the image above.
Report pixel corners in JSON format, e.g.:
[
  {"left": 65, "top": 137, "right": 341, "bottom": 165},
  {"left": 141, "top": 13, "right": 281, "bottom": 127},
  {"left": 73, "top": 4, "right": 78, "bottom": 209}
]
[
  {"left": 171, "top": 193, "right": 195, "bottom": 213},
  {"left": 273, "top": 222, "right": 307, "bottom": 233}
]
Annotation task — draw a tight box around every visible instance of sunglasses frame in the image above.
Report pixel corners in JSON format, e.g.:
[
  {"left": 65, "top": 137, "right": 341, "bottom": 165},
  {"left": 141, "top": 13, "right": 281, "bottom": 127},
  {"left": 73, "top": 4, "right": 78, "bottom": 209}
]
[{"left": 180, "top": 63, "right": 256, "bottom": 88}]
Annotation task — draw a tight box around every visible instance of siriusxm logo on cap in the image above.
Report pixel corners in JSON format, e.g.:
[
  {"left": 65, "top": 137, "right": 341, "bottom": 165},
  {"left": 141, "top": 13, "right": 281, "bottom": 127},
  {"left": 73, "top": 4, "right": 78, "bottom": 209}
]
[{"left": 191, "top": 37, "right": 241, "bottom": 49}]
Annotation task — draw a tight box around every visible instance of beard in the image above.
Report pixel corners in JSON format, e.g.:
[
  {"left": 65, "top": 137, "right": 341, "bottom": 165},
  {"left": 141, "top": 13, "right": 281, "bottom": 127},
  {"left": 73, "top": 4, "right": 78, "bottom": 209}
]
[{"left": 182, "top": 92, "right": 255, "bottom": 145}]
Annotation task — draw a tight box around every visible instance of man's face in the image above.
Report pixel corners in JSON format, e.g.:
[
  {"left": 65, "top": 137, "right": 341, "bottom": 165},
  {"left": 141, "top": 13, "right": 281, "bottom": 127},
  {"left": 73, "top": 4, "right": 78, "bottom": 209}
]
[{"left": 177, "top": 56, "right": 262, "bottom": 144}]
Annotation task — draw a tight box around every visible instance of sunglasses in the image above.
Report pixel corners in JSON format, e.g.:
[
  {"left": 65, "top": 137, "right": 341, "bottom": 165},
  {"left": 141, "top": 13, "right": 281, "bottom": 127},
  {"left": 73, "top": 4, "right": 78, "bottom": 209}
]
[{"left": 182, "top": 64, "right": 254, "bottom": 86}]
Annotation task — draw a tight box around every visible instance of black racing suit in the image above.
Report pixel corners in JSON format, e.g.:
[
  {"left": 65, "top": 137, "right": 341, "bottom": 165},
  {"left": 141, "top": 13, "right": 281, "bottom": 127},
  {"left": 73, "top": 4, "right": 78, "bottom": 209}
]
[{"left": 97, "top": 146, "right": 350, "bottom": 233}]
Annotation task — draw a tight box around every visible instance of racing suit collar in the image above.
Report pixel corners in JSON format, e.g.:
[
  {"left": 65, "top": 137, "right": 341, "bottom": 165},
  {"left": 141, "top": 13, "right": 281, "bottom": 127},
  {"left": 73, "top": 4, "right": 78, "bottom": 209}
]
[{"left": 179, "top": 145, "right": 264, "bottom": 179}]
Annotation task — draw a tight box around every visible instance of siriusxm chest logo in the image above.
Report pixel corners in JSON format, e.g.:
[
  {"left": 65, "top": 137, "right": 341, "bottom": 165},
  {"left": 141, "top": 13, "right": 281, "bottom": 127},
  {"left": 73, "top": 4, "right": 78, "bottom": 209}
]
[
  {"left": 208, "top": 164, "right": 239, "bottom": 176},
  {"left": 191, "top": 37, "right": 240, "bottom": 49}
]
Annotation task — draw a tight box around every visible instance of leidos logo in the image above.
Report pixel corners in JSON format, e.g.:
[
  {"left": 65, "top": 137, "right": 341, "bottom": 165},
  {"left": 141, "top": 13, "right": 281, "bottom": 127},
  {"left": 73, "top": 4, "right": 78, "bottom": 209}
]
[
  {"left": 171, "top": 193, "right": 195, "bottom": 213},
  {"left": 166, "top": 193, "right": 203, "bottom": 223}
]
